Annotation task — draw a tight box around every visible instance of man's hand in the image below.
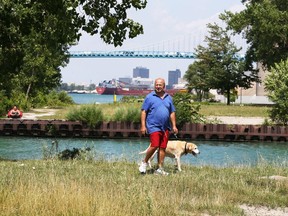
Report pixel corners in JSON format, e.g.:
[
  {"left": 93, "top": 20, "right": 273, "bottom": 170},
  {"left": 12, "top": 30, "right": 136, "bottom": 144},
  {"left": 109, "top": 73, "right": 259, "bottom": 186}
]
[
  {"left": 172, "top": 126, "right": 178, "bottom": 135},
  {"left": 140, "top": 126, "right": 147, "bottom": 135}
]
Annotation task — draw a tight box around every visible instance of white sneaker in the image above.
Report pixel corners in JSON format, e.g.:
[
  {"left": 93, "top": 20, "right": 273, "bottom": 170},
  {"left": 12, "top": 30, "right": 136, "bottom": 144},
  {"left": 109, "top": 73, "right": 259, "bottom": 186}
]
[
  {"left": 139, "top": 161, "right": 147, "bottom": 174},
  {"left": 154, "top": 168, "right": 169, "bottom": 176}
]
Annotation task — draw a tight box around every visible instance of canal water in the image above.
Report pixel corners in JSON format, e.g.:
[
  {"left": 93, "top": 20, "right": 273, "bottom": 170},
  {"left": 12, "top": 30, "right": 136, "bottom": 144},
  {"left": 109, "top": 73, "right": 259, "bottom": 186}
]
[
  {"left": 0, "top": 137, "right": 287, "bottom": 167},
  {"left": 69, "top": 93, "right": 124, "bottom": 104},
  {"left": 0, "top": 94, "right": 287, "bottom": 167}
]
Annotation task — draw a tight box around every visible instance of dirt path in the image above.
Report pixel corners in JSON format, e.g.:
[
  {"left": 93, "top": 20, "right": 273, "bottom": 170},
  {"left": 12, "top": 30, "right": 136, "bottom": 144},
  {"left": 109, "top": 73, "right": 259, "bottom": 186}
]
[
  {"left": 20, "top": 109, "right": 265, "bottom": 125},
  {"left": 21, "top": 108, "right": 58, "bottom": 120},
  {"left": 208, "top": 116, "right": 265, "bottom": 125},
  {"left": 239, "top": 204, "right": 288, "bottom": 216}
]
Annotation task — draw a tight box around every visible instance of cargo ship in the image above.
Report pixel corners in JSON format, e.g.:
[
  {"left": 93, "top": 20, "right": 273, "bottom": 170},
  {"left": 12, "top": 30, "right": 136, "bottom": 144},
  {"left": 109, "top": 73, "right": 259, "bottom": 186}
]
[{"left": 96, "top": 79, "right": 186, "bottom": 96}]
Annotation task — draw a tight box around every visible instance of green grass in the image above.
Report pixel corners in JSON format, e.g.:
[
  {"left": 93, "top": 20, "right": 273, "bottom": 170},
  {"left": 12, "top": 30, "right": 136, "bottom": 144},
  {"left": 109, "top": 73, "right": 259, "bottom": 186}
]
[
  {"left": 38, "top": 103, "right": 271, "bottom": 120},
  {"left": 0, "top": 159, "right": 287, "bottom": 216},
  {"left": 199, "top": 103, "right": 271, "bottom": 117}
]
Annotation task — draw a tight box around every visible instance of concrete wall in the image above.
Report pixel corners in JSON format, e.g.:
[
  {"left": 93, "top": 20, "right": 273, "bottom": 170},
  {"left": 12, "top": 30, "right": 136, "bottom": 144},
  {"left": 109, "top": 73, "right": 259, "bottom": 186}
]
[{"left": 0, "top": 119, "right": 287, "bottom": 142}]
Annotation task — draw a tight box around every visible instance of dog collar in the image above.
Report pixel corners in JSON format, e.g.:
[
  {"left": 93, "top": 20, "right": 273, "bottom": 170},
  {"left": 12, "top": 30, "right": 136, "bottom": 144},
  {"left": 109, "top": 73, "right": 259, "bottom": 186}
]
[{"left": 184, "top": 142, "right": 188, "bottom": 155}]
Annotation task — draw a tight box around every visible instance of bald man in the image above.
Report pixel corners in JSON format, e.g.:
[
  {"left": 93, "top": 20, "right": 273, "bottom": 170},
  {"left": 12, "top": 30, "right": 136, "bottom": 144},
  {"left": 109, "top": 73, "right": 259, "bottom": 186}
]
[{"left": 139, "top": 78, "right": 178, "bottom": 175}]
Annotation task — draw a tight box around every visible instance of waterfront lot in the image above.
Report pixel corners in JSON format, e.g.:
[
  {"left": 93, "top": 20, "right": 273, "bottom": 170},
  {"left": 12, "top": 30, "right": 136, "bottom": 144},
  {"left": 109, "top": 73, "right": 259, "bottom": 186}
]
[{"left": 22, "top": 103, "right": 270, "bottom": 123}]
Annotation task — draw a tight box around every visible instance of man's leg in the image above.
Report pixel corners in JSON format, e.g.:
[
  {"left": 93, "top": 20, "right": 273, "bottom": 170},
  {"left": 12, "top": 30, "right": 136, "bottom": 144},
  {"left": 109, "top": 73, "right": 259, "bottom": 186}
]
[
  {"left": 144, "top": 146, "right": 158, "bottom": 163},
  {"left": 157, "top": 130, "right": 169, "bottom": 170},
  {"left": 157, "top": 147, "right": 166, "bottom": 169},
  {"left": 139, "top": 132, "right": 160, "bottom": 173}
]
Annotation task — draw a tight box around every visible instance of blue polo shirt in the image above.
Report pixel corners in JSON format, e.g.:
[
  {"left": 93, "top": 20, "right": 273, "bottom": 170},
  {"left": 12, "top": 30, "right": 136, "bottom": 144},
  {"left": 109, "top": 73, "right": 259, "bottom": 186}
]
[{"left": 141, "top": 91, "right": 176, "bottom": 134}]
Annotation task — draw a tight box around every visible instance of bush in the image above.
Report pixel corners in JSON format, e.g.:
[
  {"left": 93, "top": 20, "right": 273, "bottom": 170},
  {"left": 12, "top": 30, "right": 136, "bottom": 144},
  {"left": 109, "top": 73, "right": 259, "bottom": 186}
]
[
  {"left": 32, "top": 90, "right": 74, "bottom": 108},
  {"left": 264, "top": 59, "right": 288, "bottom": 125},
  {"left": 125, "top": 106, "right": 141, "bottom": 122},
  {"left": 66, "top": 104, "right": 104, "bottom": 128},
  {"left": 0, "top": 90, "right": 30, "bottom": 116},
  {"left": 173, "top": 92, "right": 205, "bottom": 129},
  {"left": 0, "top": 91, "right": 10, "bottom": 117},
  {"left": 120, "top": 96, "right": 144, "bottom": 103},
  {"left": 113, "top": 105, "right": 141, "bottom": 122},
  {"left": 0, "top": 90, "right": 74, "bottom": 113},
  {"left": 113, "top": 107, "right": 126, "bottom": 121}
]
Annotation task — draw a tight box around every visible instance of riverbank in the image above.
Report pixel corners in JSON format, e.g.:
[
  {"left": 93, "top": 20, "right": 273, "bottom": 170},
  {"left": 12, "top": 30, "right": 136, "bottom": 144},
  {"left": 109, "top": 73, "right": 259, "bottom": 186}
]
[{"left": 21, "top": 108, "right": 266, "bottom": 125}]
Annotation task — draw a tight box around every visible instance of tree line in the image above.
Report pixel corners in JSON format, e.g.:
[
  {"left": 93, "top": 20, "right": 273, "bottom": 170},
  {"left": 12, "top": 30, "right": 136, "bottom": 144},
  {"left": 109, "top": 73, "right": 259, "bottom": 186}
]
[
  {"left": 183, "top": 0, "right": 288, "bottom": 124},
  {"left": 1, "top": 0, "right": 287, "bottom": 123},
  {"left": 185, "top": 0, "right": 287, "bottom": 106},
  {"left": 60, "top": 83, "right": 96, "bottom": 92},
  {"left": 0, "top": 0, "right": 146, "bottom": 114}
]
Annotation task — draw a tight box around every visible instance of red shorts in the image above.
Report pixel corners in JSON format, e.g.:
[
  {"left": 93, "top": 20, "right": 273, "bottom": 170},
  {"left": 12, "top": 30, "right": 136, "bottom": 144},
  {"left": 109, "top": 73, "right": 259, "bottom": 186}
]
[{"left": 150, "top": 130, "right": 169, "bottom": 149}]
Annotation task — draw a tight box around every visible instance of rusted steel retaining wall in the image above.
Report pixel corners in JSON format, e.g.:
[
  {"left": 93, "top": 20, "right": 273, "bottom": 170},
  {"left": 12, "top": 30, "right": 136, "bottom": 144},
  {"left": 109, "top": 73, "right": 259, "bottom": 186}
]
[{"left": 0, "top": 119, "right": 287, "bottom": 142}]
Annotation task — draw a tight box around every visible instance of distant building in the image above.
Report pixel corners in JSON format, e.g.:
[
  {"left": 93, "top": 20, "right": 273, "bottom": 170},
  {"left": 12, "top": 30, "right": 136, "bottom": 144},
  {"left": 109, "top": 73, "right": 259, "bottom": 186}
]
[
  {"left": 172, "top": 78, "right": 188, "bottom": 89},
  {"left": 237, "top": 62, "right": 268, "bottom": 97},
  {"left": 119, "top": 77, "right": 132, "bottom": 85},
  {"left": 214, "top": 63, "right": 273, "bottom": 104},
  {"left": 131, "top": 77, "right": 153, "bottom": 87},
  {"left": 255, "top": 63, "right": 268, "bottom": 96},
  {"left": 133, "top": 67, "right": 149, "bottom": 78},
  {"left": 167, "top": 69, "right": 181, "bottom": 89}
]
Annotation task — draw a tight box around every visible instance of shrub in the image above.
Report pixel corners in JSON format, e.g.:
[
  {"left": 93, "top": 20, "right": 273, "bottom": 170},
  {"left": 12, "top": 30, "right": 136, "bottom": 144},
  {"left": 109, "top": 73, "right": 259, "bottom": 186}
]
[
  {"left": 125, "top": 106, "right": 141, "bottom": 122},
  {"left": 264, "top": 59, "right": 288, "bottom": 125},
  {"left": 66, "top": 104, "right": 104, "bottom": 128},
  {"left": 0, "top": 90, "right": 30, "bottom": 116},
  {"left": 113, "top": 105, "right": 141, "bottom": 122},
  {"left": 33, "top": 90, "right": 74, "bottom": 108},
  {"left": 0, "top": 91, "right": 10, "bottom": 117},
  {"left": 120, "top": 95, "right": 145, "bottom": 103},
  {"left": 173, "top": 92, "right": 205, "bottom": 129},
  {"left": 113, "top": 107, "right": 126, "bottom": 121}
]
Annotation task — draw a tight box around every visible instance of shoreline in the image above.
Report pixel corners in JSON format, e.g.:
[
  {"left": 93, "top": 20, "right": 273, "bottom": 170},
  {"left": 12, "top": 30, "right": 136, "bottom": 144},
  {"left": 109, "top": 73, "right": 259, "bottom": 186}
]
[{"left": 20, "top": 109, "right": 266, "bottom": 125}]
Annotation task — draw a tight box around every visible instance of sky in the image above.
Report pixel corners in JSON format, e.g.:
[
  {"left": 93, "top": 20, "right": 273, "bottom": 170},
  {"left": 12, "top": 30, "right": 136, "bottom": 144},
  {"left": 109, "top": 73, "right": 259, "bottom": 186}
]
[{"left": 60, "top": 0, "right": 245, "bottom": 86}]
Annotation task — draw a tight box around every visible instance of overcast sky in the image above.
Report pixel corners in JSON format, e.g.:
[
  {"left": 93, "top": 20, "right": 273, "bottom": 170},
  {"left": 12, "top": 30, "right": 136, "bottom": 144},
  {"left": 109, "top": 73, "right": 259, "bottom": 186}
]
[{"left": 60, "top": 0, "right": 245, "bottom": 86}]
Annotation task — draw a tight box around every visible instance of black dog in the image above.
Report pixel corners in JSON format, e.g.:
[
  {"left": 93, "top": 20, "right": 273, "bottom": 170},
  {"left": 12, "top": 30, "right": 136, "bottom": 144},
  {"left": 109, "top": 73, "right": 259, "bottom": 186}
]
[{"left": 58, "top": 147, "right": 91, "bottom": 160}]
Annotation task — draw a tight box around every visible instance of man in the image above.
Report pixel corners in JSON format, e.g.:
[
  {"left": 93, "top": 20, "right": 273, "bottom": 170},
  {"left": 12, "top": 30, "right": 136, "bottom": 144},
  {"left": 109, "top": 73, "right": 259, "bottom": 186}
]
[
  {"left": 139, "top": 78, "right": 178, "bottom": 175},
  {"left": 7, "top": 105, "right": 22, "bottom": 118}
]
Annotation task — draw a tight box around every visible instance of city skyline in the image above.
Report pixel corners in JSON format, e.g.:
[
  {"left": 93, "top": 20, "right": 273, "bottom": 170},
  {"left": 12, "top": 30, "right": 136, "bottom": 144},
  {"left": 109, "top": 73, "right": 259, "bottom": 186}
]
[
  {"left": 62, "top": 66, "right": 183, "bottom": 86},
  {"left": 60, "top": 1, "right": 245, "bottom": 86}
]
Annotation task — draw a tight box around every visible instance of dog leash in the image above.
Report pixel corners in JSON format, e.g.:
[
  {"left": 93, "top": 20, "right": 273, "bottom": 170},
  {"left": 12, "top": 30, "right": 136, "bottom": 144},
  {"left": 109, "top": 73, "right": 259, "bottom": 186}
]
[{"left": 174, "top": 133, "right": 188, "bottom": 154}]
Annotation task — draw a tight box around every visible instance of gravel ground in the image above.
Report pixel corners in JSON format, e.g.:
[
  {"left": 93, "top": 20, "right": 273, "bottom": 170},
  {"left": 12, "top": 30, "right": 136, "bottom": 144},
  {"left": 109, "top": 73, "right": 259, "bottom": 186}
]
[
  {"left": 207, "top": 116, "right": 265, "bottom": 125},
  {"left": 21, "top": 109, "right": 57, "bottom": 119},
  {"left": 239, "top": 204, "right": 288, "bottom": 216}
]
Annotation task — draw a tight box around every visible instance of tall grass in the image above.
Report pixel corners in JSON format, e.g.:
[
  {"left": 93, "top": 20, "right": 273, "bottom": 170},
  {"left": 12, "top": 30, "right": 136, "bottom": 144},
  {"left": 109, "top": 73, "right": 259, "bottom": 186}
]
[
  {"left": 1, "top": 159, "right": 287, "bottom": 216},
  {"left": 113, "top": 104, "right": 141, "bottom": 122},
  {"left": 66, "top": 104, "right": 104, "bottom": 128},
  {"left": 46, "top": 103, "right": 270, "bottom": 121}
]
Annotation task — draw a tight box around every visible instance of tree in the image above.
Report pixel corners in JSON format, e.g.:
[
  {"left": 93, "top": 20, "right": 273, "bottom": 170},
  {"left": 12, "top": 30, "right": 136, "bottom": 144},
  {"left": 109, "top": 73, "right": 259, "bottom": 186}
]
[
  {"left": 184, "top": 60, "right": 211, "bottom": 102},
  {"left": 172, "top": 92, "right": 205, "bottom": 129},
  {"left": 0, "top": 0, "right": 146, "bottom": 105},
  {"left": 264, "top": 59, "right": 288, "bottom": 125},
  {"left": 60, "top": 83, "right": 69, "bottom": 91},
  {"left": 220, "top": 0, "right": 288, "bottom": 70},
  {"left": 89, "top": 83, "right": 96, "bottom": 91},
  {"left": 185, "top": 23, "right": 259, "bottom": 105}
]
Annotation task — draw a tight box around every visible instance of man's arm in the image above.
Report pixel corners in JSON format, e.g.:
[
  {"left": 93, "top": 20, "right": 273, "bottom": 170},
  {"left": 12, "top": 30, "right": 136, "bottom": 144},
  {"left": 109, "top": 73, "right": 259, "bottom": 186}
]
[
  {"left": 170, "top": 112, "right": 178, "bottom": 134},
  {"left": 141, "top": 110, "right": 147, "bottom": 135}
]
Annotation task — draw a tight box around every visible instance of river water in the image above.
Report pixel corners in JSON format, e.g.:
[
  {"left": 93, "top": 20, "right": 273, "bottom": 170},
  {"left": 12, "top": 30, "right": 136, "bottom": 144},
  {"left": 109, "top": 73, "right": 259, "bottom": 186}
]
[
  {"left": 70, "top": 93, "right": 124, "bottom": 104},
  {"left": 0, "top": 93, "right": 287, "bottom": 167},
  {"left": 1, "top": 137, "right": 287, "bottom": 167}
]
